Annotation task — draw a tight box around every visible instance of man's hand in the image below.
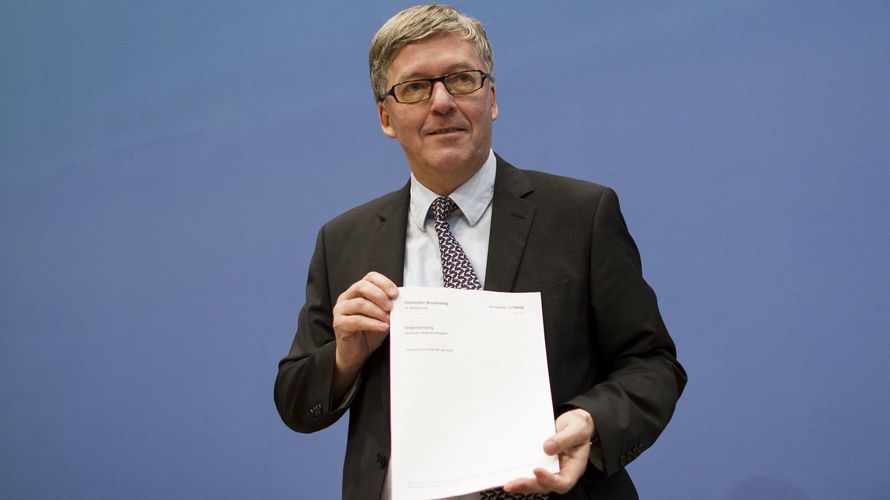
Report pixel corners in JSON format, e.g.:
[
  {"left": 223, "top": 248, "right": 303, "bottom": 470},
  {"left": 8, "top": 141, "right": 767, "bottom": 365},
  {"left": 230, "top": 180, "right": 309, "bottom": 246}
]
[
  {"left": 331, "top": 272, "right": 399, "bottom": 401},
  {"left": 503, "top": 408, "right": 596, "bottom": 495}
]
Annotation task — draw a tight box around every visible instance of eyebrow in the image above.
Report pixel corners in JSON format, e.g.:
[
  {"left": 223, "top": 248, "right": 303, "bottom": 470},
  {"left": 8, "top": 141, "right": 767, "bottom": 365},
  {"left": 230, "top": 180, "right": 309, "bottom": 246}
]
[{"left": 395, "top": 64, "right": 477, "bottom": 83}]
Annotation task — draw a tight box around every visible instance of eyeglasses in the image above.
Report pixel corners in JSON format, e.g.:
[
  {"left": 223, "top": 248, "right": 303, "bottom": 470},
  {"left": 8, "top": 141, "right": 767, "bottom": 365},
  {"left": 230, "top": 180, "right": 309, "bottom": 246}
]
[{"left": 379, "top": 69, "right": 491, "bottom": 104}]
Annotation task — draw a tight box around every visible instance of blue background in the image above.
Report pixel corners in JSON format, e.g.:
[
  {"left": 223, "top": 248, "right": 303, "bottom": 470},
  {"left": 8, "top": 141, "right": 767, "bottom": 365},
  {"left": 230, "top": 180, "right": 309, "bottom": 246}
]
[{"left": 2, "top": 1, "right": 889, "bottom": 498}]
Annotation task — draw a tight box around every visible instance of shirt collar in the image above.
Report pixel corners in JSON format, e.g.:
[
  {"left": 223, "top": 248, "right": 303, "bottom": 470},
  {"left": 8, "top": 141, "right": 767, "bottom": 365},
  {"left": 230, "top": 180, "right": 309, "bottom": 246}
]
[{"left": 408, "top": 149, "right": 496, "bottom": 231}]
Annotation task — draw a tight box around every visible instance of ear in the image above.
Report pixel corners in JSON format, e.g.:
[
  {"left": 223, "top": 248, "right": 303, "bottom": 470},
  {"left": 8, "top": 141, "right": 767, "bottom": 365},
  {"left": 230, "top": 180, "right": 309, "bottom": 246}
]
[
  {"left": 489, "top": 83, "right": 499, "bottom": 121},
  {"left": 377, "top": 101, "right": 398, "bottom": 138}
]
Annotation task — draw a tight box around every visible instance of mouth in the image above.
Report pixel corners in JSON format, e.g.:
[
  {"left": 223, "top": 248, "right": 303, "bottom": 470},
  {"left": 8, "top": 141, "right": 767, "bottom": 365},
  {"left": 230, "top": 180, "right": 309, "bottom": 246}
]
[{"left": 428, "top": 127, "right": 465, "bottom": 136}]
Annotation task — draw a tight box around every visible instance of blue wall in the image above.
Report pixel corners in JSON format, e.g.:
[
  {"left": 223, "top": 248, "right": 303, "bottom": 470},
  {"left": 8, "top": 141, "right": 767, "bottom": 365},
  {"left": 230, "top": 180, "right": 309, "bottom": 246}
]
[{"left": 2, "top": 1, "right": 888, "bottom": 498}]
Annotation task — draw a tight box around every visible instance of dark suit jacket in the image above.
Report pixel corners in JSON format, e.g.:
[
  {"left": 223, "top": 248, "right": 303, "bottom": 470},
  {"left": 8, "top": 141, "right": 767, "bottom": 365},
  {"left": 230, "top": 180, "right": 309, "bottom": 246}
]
[{"left": 275, "top": 155, "right": 687, "bottom": 499}]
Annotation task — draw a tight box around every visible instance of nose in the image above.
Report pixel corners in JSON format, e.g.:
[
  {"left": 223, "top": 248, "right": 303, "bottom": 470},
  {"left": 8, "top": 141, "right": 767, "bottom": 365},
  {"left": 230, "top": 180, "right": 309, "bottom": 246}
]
[{"left": 429, "top": 80, "right": 456, "bottom": 111}]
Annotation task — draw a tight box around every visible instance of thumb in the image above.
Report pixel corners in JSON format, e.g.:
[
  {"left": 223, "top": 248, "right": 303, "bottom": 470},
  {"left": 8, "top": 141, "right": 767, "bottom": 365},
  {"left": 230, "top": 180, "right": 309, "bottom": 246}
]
[{"left": 544, "top": 410, "right": 592, "bottom": 455}]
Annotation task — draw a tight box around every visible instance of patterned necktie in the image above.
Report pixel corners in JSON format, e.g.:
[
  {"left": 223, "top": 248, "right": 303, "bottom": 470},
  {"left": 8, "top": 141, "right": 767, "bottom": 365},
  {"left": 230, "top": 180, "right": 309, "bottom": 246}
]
[
  {"left": 431, "top": 196, "right": 548, "bottom": 500},
  {"left": 430, "top": 196, "right": 481, "bottom": 290},
  {"left": 479, "top": 490, "right": 548, "bottom": 500}
]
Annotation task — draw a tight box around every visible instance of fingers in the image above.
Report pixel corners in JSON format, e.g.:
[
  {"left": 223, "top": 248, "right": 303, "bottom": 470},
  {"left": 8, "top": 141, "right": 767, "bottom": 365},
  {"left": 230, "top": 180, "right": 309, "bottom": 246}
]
[
  {"left": 530, "top": 467, "right": 576, "bottom": 495},
  {"left": 502, "top": 477, "right": 545, "bottom": 495},
  {"left": 503, "top": 468, "right": 573, "bottom": 496},
  {"left": 544, "top": 408, "right": 594, "bottom": 456},
  {"left": 363, "top": 271, "right": 399, "bottom": 299},
  {"left": 332, "top": 272, "right": 399, "bottom": 372},
  {"left": 341, "top": 272, "right": 398, "bottom": 305},
  {"left": 505, "top": 409, "right": 596, "bottom": 495},
  {"left": 333, "top": 298, "right": 390, "bottom": 333},
  {"left": 334, "top": 272, "right": 400, "bottom": 333},
  {"left": 503, "top": 447, "right": 590, "bottom": 495}
]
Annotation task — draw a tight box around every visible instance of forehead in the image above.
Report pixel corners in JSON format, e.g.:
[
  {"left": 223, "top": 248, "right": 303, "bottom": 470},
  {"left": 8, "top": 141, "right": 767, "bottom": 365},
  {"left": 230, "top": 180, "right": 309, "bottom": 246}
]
[{"left": 386, "top": 32, "right": 484, "bottom": 83}]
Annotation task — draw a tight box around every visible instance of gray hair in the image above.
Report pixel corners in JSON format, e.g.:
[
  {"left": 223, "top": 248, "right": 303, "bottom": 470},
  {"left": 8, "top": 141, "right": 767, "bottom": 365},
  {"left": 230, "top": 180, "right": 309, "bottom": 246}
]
[{"left": 369, "top": 3, "right": 494, "bottom": 101}]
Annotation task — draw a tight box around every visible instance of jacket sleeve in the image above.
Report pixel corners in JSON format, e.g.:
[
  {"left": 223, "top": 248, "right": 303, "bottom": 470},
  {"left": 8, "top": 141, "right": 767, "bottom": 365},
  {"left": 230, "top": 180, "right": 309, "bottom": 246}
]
[
  {"left": 274, "top": 226, "right": 354, "bottom": 433},
  {"left": 562, "top": 187, "right": 687, "bottom": 477}
]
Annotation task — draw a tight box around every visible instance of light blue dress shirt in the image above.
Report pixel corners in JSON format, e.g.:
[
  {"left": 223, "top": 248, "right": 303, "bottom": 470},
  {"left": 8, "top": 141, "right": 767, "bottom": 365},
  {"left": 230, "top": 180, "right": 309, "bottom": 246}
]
[{"left": 403, "top": 149, "right": 496, "bottom": 288}]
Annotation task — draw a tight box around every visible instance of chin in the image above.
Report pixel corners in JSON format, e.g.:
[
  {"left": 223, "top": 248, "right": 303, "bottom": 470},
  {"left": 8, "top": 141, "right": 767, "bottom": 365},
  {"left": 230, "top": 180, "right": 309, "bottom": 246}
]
[{"left": 426, "top": 152, "right": 472, "bottom": 171}]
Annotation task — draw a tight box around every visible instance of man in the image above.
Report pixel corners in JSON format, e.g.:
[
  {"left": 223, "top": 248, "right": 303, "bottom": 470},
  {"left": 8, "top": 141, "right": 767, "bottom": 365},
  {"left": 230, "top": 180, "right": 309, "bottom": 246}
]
[{"left": 275, "top": 4, "right": 686, "bottom": 499}]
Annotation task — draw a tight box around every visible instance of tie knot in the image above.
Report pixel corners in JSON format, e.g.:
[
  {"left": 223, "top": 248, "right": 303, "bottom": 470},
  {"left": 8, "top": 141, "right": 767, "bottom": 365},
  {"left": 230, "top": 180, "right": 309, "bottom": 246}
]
[{"left": 430, "top": 196, "right": 458, "bottom": 221}]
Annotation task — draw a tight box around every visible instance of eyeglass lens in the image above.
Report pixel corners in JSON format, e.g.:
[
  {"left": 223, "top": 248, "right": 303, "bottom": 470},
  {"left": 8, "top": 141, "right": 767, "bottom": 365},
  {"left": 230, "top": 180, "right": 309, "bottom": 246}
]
[{"left": 393, "top": 70, "right": 485, "bottom": 103}]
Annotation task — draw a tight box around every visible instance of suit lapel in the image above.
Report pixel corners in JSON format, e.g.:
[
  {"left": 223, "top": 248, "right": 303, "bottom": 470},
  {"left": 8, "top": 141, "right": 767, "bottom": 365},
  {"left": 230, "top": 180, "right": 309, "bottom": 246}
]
[
  {"left": 368, "top": 182, "right": 409, "bottom": 287},
  {"left": 366, "top": 182, "right": 409, "bottom": 436},
  {"left": 484, "top": 156, "right": 536, "bottom": 292}
]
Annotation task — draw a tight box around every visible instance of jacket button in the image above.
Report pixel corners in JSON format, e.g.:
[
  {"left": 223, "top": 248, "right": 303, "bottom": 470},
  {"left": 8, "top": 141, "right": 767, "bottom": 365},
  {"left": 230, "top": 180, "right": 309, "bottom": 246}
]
[
  {"left": 376, "top": 453, "right": 388, "bottom": 469},
  {"left": 309, "top": 404, "right": 322, "bottom": 417}
]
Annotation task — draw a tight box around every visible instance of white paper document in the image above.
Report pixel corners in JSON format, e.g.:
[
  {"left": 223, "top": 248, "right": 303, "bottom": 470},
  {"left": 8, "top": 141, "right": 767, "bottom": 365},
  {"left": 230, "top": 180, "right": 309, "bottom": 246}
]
[{"left": 389, "top": 287, "right": 558, "bottom": 500}]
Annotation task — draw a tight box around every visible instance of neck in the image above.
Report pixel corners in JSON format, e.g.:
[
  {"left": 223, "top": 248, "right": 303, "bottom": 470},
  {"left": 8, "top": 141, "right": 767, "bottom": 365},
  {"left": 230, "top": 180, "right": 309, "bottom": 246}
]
[{"left": 410, "top": 152, "right": 489, "bottom": 196}]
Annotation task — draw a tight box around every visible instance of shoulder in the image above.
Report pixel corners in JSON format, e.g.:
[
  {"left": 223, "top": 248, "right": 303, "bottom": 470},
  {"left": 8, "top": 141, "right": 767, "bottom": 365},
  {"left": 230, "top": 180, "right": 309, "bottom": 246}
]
[
  {"left": 525, "top": 168, "right": 612, "bottom": 197},
  {"left": 495, "top": 155, "right": 618, "bottom": 209},
  {"left": 321, "top": 183, "right": 409, "bottom": 234}
]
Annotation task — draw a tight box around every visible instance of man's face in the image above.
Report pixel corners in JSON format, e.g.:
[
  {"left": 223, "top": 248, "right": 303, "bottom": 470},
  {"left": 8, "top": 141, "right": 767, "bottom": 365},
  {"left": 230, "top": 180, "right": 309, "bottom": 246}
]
[{"left": 377, "top": 32, "right": 498, "bottom": 195}]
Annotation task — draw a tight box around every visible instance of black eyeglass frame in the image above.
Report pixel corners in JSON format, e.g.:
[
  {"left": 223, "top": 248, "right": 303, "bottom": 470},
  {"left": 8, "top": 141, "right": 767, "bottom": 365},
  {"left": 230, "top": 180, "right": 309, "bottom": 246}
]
[{"left": 378, "top": 69, "right": 491, "bottom": 103}]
